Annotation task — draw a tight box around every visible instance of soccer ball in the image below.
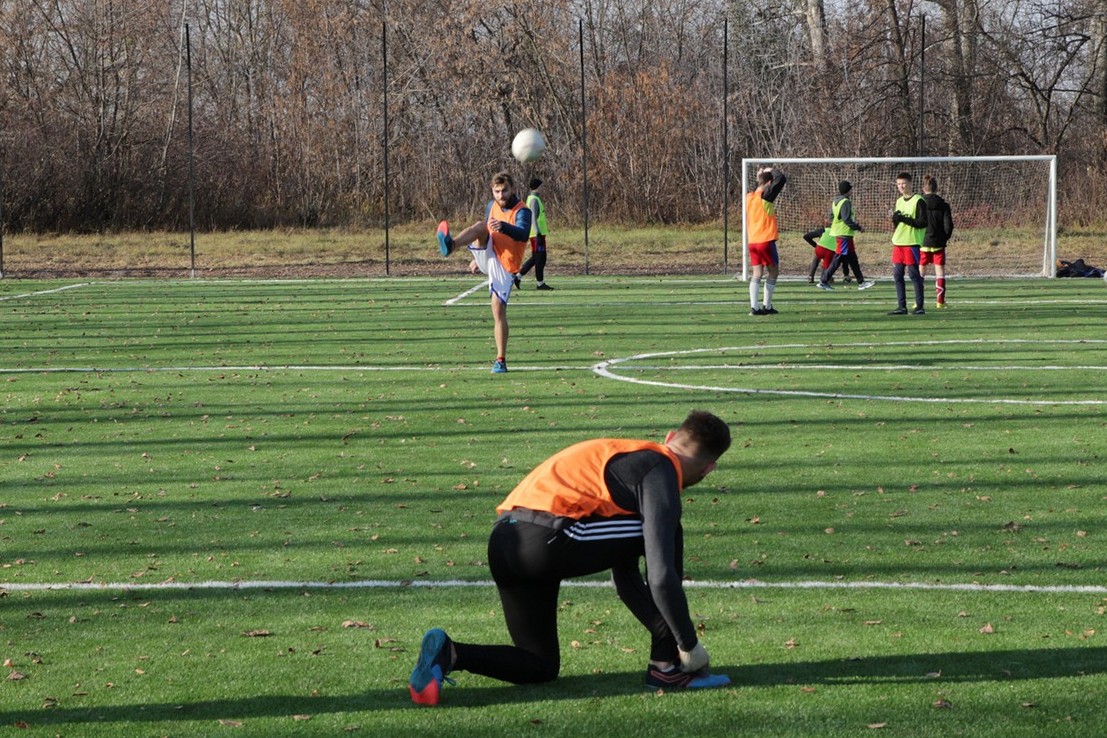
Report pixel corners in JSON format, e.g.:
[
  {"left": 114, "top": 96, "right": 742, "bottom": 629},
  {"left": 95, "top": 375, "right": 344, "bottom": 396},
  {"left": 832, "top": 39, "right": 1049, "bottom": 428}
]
[{"left": 511, "top": 128, "right": 546, "bottom": 164}]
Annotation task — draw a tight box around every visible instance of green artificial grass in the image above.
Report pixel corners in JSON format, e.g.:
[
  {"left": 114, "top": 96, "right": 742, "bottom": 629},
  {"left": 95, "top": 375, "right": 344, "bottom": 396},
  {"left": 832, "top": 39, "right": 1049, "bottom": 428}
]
[{"left": 2, "top": 275, "right": 1106, "bottom": 736}]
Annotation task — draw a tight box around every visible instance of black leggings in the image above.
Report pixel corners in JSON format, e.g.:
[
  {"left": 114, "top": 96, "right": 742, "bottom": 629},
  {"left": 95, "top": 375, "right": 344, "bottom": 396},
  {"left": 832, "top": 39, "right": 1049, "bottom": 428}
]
[
  {"left": 520, "top": 236, "right": 547, "bottom": 281},
  {"left": 451, "top": 517, "right": 673, "bottom": 684}
]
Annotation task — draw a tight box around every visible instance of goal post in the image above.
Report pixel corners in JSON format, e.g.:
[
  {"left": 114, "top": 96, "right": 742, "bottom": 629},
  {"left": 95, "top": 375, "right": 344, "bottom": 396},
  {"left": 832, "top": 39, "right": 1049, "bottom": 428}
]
[{"left": 739, "top": 156, "right": 1058, "bottom": 280}]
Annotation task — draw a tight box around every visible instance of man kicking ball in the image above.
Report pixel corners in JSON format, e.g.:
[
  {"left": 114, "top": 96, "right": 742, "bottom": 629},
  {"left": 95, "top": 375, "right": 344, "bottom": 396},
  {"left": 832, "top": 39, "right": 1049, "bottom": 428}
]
[
  {"left": 436, "top": 171, "right": 531, "bottom": 374},
  {"left": 409, "top": 410, "right": 734, "bottom": 705}
]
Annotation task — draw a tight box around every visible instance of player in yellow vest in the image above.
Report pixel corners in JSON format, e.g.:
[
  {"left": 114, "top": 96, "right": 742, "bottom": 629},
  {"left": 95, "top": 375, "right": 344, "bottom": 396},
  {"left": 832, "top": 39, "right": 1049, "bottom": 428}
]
[
  {"left": 818, "top": 181, "right": 875, "bottom": 291},
  {"left": 436, "top": 171, "right": 532, "bottom": 373},
  {"left": 519, "top": 177, "right": 553, "bottom": 290},
  {"left": 887, "top": 172, "right": 928, "bottom": 315},
  {"left": 804, "top": 224, "right": 840, "bottom": 282},
  {"left": 408, "top": 411, "right": 734, "bottom": 705},
  {"left": 744, "top": 166, "right": 787, "bottom": 315}
]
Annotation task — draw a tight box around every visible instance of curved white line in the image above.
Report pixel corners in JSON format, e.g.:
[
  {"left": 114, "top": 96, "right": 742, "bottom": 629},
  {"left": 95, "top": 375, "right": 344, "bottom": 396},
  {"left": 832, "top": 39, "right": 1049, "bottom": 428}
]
[{"left": 593, "top": 342, "right": 1107, "bottom": 405}]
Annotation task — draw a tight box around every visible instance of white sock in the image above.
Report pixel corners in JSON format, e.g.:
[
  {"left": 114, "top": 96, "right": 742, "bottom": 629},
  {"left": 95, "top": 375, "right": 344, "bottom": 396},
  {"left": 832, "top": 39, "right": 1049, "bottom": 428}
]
[
  {"left": 749, "top": 278, "right": 761, "bottom": 309},
  {"left": 764, "top": 279, "right": 776, "bottom": 308}
]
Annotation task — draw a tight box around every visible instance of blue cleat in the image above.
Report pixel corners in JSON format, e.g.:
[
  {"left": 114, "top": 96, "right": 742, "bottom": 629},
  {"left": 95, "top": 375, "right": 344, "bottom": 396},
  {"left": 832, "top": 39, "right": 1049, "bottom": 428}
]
[
  {"left": 491, "top": 359, "right": 508, "bottom": 374},
  {"left": 409, "top": 628, "right": 454, "bottom": 706}
]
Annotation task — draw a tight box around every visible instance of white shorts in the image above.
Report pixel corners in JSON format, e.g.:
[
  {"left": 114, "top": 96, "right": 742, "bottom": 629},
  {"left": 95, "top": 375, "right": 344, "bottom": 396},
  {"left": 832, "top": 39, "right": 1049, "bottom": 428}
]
[{"left": 469, "top": 238, "right": 514, "bottom": 304}]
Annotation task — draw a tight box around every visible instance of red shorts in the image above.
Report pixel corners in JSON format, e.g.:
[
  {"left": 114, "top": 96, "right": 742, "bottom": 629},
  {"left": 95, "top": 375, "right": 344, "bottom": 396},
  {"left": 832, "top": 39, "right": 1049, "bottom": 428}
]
[
  {"left": 892, "top": 245, "right": 920, "bottom": 265},
  {"left": 749, "top": 240, "right": 780, "bottom": 267},
  {"left": 919, "top": 250, "right": 945, "bottom": 266},
  {"left": 814, "top": 246, "right": 835, "bottom": 269}
]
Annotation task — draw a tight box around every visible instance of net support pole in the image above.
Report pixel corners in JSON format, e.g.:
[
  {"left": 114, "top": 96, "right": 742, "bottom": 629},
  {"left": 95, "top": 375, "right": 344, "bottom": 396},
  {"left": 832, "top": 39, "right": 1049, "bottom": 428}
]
[
  {"left": 722, "top": 16, "right": 729, "bottom": 275},
  {"left": 1046, "top": 155, "right": 1057, "bottom": 276},
  {"left": 186, "top": 23, "right": 196, "bottom": 279},
  {"left": 382, "top": 21, "right": 391, "bottom": 276},
  {"left": 579, "top": 18, "right": 590, "bottom": 275},
  {"left": 0, "top": 132, "right": 5, "bottom": 279},
  {"left": 918, "top": 14, "right": 925, "bottom": 157}
]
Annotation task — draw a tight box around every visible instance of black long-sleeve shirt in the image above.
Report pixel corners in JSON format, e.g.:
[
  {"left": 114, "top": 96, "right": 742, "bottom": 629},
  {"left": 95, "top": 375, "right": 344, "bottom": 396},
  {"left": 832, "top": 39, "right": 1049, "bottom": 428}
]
[
  {"left": 605, "top": 449, "right": 697, "bottom": 651},
  {"left": 922, "top": 193, "right": 954, "bottom": 248}
]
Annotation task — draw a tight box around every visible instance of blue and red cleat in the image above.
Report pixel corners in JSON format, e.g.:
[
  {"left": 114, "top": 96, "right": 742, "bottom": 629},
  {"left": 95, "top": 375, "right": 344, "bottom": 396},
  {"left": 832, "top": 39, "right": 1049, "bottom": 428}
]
[
  {"left": 437, "top": 221, "right": 454, "bottom": 257},
  {"left": 409, "top": 628, "right": 454, "bottom": 706}
]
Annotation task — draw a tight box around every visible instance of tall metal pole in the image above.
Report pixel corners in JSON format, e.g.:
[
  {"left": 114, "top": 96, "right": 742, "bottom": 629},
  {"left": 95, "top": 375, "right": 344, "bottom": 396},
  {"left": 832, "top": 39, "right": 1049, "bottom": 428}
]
[
  {"left": 579, "top": 18, "right": 590, "bottom": 275},
  {"left": 0, "top": 123, "right": 5, "bottom": 278},
  {"left": 382, "top": 21, "right": 391, "bottom": 276},
  {"left": 722, "top": 17, "right": 729, "bottom": 274},
  {"left": 918, "top": 14, "right": 925, "bottom": 157},
  {"left": 186, "top": 23, "right": 196, "bottom": 278}
]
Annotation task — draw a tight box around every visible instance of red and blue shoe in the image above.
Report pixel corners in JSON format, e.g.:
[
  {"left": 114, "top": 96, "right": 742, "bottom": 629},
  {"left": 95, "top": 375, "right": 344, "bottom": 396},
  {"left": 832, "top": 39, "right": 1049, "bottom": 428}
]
[
  {"left": 409, "top": 628, "right": 454, "bottom": 706},
  {"left": 437, "top": 221, "right": 454, "bottom": 256}
]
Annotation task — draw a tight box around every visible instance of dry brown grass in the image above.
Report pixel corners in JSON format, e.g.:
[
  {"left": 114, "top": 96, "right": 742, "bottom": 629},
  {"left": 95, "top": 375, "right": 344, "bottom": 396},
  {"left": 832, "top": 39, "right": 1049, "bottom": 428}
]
[{"left": 2, "top": 224, "right": 1105, "bottom": 278}]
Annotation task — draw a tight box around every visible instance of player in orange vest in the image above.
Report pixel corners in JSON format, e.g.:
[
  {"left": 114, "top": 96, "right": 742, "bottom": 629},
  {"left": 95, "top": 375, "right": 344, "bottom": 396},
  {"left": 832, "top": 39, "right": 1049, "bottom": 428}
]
[
  {"left": 437, "top": 171, "right": 532, "bottom": 373},
  {"left": 745, "top": 166, "right": 787, "bottom": 315},
  {"left": 409, "top": 411, "right": 734, "bottom": 705}
]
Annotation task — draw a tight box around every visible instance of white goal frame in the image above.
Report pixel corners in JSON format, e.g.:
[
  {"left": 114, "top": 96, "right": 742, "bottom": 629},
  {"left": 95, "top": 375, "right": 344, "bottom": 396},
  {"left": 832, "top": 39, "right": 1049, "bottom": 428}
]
[{"left": 739, "top": 156, "right": 1058, "bottom": 281}]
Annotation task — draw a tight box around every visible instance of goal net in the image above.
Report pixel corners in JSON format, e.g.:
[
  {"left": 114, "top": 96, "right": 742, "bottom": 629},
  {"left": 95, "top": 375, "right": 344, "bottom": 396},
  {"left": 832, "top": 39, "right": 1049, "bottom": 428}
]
[{"left": 739, "top": 156, "right": 1057, "bottom": 280}]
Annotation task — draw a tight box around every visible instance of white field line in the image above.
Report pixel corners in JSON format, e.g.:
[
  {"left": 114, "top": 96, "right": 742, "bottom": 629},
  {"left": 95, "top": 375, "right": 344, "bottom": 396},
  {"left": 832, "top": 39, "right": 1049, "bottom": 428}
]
[
  {"left": 3, "top": 578, "right": 1104, "bottom": 595},
  {"left": 444, "top": 281, "right": 487, "bottom": 305},
  {"left": 0, "top": 364, "right": 585, "bottom": 374},
  {"left": 617, "top": 363, "right": 1107, "bottom": 372},
  {"left": 0, "top": 282, "right": 91, "bottom": 302},
  {"left": 4, "top": 340, "right": 1104, "bottom": 403}
]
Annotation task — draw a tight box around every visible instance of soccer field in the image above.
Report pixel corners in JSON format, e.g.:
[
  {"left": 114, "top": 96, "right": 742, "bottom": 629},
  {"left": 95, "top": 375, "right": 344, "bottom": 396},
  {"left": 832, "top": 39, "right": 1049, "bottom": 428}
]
[{"left": 2, "top": 276, "right": 1106, "bottom": 736}]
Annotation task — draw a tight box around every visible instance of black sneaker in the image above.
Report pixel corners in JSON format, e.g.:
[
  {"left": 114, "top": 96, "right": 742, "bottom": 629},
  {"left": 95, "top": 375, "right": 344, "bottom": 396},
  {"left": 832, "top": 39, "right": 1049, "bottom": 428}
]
[
  {"left": 749, "top": 307, "right": 767, "bottom": 316},
  {"left": 887, "top": 307, "right": 908, "bottom": 315},
  {"left": 912, "top": 307, "right": 925, "bottom": 315},
  {"left": 536, "top": 283, "right": 554, "bottom": 290},
  {"left": 763, "top": 306, "right": 779, "bottom": 314},
  {"left": 512, "top": 274, "right": 521, "bottom": 288}
]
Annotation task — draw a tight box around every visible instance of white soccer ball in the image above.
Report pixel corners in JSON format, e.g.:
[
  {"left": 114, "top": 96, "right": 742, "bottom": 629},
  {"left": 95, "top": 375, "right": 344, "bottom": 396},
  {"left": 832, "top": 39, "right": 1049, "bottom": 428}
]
[{"left": 511, "top": 128, "right": 547, "bottom": 164}]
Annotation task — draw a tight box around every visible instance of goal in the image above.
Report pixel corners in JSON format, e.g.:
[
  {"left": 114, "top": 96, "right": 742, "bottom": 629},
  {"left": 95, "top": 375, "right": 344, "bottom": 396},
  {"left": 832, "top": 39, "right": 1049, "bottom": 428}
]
[{"left": 739, "top": 156, "right": 1057, "bottom": 280}]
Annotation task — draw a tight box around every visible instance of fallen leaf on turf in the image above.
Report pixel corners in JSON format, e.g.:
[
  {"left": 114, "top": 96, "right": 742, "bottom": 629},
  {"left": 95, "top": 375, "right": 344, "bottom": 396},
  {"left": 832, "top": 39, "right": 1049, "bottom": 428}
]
[
  {"left": 979, "top": 623, "right": 994, "bottom": 634},
  {"left": 292, "top": 714, "right": 312, "bottom": 721},
  {"left": 218, "top": 719, "right": 243, "bottom": 726},
  {"left": 1021, "top": 702, "right": 1037, "bottom": 708},
  {"left": 933, "top": 699, "right": 953, "bottom": 709},
  {"left": 866, "top": 723, "right": 887, "bottom": 729},
  {"left": 342, "top": 620, "right": 372, "bottom": 629},
  {"left": 242, "top": 629, "right": 271, "bottom": 637},
  {"left": 785, "top": 639, "right": 798, "bottom": 649},
  {"left": 8, "top": 671, "right": 27, "bottom": 680}
]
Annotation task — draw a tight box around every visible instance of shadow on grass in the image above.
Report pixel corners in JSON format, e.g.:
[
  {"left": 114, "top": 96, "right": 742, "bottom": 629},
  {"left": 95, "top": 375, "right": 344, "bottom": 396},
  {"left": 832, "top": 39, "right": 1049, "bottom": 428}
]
[{"left": 4, "top": 646, "right": 1104, "bottom": 726}]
